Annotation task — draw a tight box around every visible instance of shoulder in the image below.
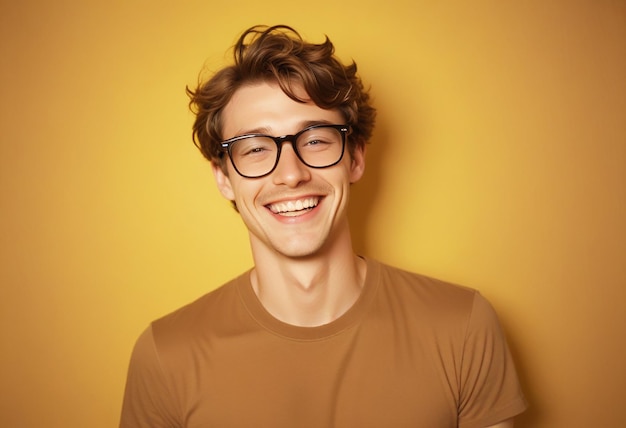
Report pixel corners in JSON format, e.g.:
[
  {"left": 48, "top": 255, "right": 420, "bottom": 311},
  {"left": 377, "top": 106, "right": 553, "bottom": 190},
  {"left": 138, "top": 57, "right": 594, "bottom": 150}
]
[
  {"left": 149, "top": 271, "right": 250, "bottom": 348},
  {"left": 367, "top": 259, "right": 504, "bottom": 332},
  {"left": 372, "top": 259, "right": 479, "bottom": 310}
]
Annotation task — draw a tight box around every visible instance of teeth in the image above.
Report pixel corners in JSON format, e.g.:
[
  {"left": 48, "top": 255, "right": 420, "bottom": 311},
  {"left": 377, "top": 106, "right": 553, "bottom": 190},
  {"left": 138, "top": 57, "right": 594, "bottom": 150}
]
[{"left": 269, "top": 197, "right": 319, "bottom": 214}]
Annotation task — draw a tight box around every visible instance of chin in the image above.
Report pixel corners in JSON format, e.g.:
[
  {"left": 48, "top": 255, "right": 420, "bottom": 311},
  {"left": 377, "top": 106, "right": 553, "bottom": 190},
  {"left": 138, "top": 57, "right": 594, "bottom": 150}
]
[{"left": 274, "top": 241, "right": 325, "bottom": 259}]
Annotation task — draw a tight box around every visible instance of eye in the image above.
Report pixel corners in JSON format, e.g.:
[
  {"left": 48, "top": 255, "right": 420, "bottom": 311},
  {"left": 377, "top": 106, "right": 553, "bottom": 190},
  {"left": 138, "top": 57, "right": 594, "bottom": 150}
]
[
  {"left": 305, "top": 139, "right": 326, "bottom": 146},
  {"left": 299, "top": 135, "right": 336, "bottom": 151},
  {"left": 233, "top": 137, "right": 275, "bottom": 157},
  {"left": 243, "top": 146, "right": 268, "bottom": 155}
]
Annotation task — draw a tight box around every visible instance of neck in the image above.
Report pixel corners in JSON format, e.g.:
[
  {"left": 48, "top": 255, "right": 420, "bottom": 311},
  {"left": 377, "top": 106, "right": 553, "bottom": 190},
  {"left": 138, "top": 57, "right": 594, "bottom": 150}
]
[{"left": 249, "top": 229, "right": 366, "bottom": 327}]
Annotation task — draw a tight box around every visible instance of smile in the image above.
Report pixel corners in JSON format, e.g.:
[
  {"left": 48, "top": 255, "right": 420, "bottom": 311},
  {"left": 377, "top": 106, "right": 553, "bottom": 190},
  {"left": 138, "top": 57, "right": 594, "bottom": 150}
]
[{"left": 267, "top": 197, "right": 320, "bottom": 216}]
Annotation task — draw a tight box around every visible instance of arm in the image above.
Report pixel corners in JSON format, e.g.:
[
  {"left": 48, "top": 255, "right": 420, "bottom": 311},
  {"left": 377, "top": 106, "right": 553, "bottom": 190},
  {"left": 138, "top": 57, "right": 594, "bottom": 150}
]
[
  {"left": 120, "top": 325, "right": 178, "bottom": 428},
  {"left": 458, "top": 293, "right": 527, "bottom": 426}
]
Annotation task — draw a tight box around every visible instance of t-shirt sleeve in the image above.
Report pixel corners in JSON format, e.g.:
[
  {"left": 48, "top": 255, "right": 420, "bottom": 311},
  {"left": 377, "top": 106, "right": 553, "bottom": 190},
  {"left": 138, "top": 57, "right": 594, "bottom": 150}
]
[
  {"left": 458, "top": 292, "right": 528, "bottom": 428},
  {"left": 119, "top": 325, "right": 180, "bottom": 428}
]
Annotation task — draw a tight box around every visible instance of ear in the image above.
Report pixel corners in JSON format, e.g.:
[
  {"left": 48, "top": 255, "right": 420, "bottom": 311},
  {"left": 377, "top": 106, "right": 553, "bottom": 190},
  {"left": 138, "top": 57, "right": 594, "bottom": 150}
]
[
  {"left": 349, "top": 144, "right": 366, "bottom": 184},
  {"left": 211, "top": 161, "right": 235, "bottom": 201}
]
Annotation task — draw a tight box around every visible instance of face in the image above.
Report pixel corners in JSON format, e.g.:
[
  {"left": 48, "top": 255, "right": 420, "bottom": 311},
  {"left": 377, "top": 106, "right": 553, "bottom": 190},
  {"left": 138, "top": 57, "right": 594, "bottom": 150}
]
[{"left": 212, "top": 81, "right": 365, "bottom": 260}]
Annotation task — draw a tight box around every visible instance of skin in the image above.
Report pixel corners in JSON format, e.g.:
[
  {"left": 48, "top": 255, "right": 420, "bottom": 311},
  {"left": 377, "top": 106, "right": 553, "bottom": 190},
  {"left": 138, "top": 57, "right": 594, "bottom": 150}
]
[
  {"left": 212, "top": 81, "right": 366, "bottom": 327},
  {"left": 487, "top": 419, "right": 514, "bottom": 428}
]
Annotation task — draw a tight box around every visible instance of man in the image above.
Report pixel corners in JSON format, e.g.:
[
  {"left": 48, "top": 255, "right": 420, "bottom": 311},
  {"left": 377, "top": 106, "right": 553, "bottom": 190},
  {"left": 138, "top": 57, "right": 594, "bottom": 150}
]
[{"left": 120, "top": 25, "right": 527, "bottom": 427}]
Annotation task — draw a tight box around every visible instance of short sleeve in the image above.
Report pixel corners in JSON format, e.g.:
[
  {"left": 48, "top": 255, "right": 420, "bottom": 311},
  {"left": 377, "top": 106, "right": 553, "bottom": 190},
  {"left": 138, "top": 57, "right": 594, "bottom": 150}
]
[
  {"left": 458, "top": 293, "right": 528, "bottom": 428},
  {"left": 119, "top": 325, "right": 180, "bottom": 428}
]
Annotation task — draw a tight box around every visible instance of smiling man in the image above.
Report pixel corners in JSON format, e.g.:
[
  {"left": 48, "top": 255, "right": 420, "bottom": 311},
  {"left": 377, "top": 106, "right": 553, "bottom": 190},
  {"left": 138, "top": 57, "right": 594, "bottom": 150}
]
[{"left": 120, "top": 25, "right": 527, "bottom": 427}]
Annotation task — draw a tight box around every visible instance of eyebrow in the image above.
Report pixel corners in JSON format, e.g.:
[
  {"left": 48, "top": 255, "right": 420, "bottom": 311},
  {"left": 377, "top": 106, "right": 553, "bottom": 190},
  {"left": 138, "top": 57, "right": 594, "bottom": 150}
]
[{"left": 232, "top": 119, "right": 337, "bottom": 138}]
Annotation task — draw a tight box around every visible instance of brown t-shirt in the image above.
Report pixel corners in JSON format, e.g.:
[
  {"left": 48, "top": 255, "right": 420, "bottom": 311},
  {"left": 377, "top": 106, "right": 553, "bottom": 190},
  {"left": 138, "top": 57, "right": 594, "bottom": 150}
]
[{"left": 120, "top": 258, "right": 527, "bottom": 427}]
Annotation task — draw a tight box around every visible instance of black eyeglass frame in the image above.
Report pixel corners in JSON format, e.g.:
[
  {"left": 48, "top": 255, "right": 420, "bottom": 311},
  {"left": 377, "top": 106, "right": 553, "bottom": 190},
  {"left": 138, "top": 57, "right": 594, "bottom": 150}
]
[{"left": 219, "top": 124, "right": 350, "bottom": 178}]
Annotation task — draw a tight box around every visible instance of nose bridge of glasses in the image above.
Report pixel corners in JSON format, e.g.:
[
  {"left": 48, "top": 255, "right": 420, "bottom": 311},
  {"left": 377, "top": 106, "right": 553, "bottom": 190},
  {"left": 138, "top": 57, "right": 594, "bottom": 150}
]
[
  {"left": 273, "top": 133, "right": 303, "bottom": 159},
  {"left": 274, "top": 133, "right": 298, "bottom": 147},
  {"left": 270, "top": 137, "right": 311, "bottom": 185},
  {"left": 274, "top": 134, "right": 303, "bottom": 164}
]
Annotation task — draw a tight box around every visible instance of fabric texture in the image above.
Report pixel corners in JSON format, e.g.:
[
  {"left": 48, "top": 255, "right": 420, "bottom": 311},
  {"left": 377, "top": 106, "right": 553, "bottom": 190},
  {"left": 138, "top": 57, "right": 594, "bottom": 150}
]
[{"left": 120, "top": 258, "right": 527, "bottom": 427}]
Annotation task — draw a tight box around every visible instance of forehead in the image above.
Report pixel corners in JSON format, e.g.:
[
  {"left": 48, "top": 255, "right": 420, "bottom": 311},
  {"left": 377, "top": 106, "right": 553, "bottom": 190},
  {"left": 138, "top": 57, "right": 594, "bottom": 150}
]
[{"left": 221, "top": 81, "right": 344, "bottom": 138}]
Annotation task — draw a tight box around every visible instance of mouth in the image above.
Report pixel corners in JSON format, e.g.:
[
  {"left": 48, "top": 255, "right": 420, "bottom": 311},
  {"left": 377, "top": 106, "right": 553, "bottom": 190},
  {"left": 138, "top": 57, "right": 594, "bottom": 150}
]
[{"left": 267, "top": 197, "right": 320, "bottom": 217}]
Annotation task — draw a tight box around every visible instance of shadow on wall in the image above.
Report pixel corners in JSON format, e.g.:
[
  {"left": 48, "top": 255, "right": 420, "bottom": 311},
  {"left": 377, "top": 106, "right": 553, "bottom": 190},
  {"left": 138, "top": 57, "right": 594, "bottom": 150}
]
[{"left": 348, "top": 119, "right": 389, "bottom": 257}]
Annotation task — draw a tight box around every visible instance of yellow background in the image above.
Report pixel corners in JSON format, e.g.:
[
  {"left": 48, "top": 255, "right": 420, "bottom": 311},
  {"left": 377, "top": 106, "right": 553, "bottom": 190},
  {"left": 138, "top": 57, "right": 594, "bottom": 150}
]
[{"left": 1, "top": 1, "right": 624, "bottom": 427}]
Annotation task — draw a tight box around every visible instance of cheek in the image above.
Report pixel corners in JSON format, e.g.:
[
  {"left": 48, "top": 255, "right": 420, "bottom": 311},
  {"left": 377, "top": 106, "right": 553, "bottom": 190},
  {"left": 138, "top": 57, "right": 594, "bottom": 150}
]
[{"left": 232, "top": 183, "right": 262, "bottom": 210}]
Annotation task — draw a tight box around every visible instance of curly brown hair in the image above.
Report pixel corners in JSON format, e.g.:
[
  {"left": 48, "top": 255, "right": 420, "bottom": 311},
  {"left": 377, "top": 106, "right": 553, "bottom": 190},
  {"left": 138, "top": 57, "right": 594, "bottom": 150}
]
[{"left": 187, "top": 25, "right": 376, "bottom": 167}]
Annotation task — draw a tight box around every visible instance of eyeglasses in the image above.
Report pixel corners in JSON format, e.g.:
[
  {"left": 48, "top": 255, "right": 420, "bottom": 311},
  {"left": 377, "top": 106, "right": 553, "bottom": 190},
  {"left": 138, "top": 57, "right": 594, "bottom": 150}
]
[{"left": 220, "top": 124, "right": 350, "bottom": 178}]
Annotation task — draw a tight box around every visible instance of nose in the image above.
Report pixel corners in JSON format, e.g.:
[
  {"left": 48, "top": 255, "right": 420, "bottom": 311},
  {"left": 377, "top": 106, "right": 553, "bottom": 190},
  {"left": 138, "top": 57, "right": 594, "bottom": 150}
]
[{"left": 272, "top": 143, "right": 311, "bottom": 187}]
